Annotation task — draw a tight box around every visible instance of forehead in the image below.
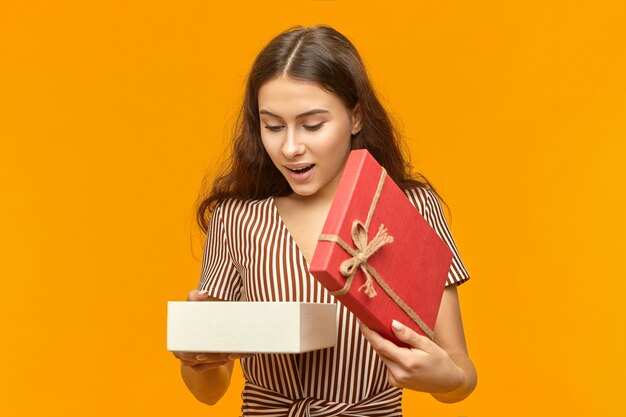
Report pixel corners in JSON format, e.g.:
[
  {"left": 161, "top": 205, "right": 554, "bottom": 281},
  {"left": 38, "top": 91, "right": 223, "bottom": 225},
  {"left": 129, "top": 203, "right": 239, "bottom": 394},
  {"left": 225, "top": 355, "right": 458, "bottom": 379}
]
[{"left": 258, "top": 76, "right": 344, "bottom": 116}]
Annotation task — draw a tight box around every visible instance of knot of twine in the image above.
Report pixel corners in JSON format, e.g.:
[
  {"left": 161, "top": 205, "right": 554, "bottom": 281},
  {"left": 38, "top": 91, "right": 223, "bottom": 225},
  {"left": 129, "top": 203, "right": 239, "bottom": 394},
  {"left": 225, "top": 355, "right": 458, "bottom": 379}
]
[{"left": 337, "top": 221, "right": 394, "bottom": 298}]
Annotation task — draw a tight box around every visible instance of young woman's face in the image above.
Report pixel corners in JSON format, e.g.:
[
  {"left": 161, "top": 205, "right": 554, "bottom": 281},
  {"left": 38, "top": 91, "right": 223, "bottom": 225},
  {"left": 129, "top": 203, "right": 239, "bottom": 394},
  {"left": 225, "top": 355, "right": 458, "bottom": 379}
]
[{"left": 258, "top": 76, "right": 361, "bottom": 202}]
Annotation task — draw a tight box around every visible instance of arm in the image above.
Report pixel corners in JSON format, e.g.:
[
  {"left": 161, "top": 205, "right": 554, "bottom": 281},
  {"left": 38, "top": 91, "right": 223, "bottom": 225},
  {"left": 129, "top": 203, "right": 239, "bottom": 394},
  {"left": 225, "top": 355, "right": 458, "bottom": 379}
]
[
  {"left": 360, "top": 285, "right": 477, "bottom": 403},
  {"left": 429, "top": 284, "right": 477, "bottom": 403},
  {"left": 172, "top": 291, "right": 242, "bottom": 405}
]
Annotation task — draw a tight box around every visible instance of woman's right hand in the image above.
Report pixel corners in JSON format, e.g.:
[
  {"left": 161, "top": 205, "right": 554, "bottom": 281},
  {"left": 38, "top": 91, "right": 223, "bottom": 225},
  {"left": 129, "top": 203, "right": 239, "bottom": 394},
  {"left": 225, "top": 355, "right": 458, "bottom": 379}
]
[{"left": 171, "top": 289, "right": 248, "bottom": 373}]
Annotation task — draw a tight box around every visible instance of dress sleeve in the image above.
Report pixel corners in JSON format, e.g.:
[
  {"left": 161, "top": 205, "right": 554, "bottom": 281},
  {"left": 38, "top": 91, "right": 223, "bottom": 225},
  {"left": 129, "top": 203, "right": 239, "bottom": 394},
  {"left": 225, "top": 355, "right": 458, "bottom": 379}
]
[
  {"left": 405, "top": 187, "right": 471, "bottom": 287},
  {"left": 196, "top": 200, "right": 243, "bottom": 300}
]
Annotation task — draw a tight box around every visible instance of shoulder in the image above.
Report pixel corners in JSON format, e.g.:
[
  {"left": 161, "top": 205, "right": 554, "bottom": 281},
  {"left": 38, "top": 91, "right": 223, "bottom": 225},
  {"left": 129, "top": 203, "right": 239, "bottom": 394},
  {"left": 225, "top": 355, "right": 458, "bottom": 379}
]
[
  {"left": 402, "top": 185, "right": 441, "bottom": 216},
  {"left": 212, "top": 197, "right": 275, "bottom": 226},
  {"left": 215, "top": 196, "right": 273, "bottom": 211}
]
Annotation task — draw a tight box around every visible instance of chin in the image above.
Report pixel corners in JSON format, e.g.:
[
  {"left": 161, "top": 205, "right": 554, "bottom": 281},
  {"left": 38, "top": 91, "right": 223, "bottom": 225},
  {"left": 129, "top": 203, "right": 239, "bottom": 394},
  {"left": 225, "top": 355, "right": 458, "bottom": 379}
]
[
  {"left": 288, "top": 184, "right": 319, "bottom": 197},
  {"left": 290, "top": 189, "right": 317, "bottom": 197}
]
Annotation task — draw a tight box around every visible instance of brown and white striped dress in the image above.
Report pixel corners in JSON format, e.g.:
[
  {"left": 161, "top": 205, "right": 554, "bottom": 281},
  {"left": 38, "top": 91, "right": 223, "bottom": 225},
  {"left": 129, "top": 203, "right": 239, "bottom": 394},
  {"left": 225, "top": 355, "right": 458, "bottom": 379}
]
[{"left": 197, "top": 186, "right": 470, "bottom": 417}]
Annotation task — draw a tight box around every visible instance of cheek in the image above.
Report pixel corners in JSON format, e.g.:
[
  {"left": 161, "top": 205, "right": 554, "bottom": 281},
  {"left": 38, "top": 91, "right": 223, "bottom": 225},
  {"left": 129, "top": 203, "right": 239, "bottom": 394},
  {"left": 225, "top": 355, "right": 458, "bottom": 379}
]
[
  {"left": 260, "top": 137, "right": 282, "bottom": 164},
  {"left": 319, "top": 130, "right": 351, "bottom": 155},
  {"left": 316, "top": 125, "right": 349, "bottom": 146},
  {"left": 260, "top": 134, "right": 274, "bottom": 153}
]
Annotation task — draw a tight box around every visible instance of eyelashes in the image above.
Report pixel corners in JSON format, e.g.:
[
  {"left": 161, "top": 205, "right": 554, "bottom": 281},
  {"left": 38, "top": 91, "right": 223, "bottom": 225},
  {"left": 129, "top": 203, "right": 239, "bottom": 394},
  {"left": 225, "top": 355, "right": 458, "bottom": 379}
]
[{"left": 264, "top": 123, "right": 324, "bottom": 132}]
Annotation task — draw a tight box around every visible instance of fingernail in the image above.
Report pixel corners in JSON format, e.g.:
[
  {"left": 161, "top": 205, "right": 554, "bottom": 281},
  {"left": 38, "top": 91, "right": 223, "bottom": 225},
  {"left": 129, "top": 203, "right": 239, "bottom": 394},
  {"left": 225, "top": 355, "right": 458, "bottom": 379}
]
[
  {"left": 391, "top": 320, "right": 404, "bottom": 332},
  {"left": 195, "top": 354, "right": 208, "bottom": 361},
  {"left": 198, "top": 290, "right": 208, "bottom": 296}
]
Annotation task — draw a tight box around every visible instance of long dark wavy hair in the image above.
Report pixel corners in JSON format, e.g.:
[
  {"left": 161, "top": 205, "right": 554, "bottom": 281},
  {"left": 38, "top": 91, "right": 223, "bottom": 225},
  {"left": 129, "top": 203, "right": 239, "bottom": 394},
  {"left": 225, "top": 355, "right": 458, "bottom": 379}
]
[{"left": 195, "top": 24, "right": 447, "bottom": 234}]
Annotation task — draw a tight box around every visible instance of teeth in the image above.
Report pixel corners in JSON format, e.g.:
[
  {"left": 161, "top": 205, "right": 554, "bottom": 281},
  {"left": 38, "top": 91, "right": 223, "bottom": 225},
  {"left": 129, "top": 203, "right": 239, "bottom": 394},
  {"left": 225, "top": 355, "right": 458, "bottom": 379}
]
[{"left": 291, "top": 165, "right": 311, "bottom": 171}]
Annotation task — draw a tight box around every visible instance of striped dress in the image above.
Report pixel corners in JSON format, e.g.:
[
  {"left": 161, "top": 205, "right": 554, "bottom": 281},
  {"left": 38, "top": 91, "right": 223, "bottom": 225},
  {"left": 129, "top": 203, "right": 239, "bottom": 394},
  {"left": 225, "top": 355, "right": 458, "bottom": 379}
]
[{"left": 197, "top": 186, "right": 470, "bottom": 416}]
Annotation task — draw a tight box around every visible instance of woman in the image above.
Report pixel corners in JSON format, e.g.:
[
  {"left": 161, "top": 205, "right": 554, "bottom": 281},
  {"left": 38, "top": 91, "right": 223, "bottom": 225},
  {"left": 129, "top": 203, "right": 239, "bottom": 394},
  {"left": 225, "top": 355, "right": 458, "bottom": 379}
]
[{"left": 173, "top": 24, "right": 477, "bottom": 416}]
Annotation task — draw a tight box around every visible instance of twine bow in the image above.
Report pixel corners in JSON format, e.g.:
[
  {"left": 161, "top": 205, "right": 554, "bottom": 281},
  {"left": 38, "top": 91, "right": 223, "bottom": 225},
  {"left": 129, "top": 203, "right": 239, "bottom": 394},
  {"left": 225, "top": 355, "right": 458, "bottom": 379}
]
[
  {"left": 318, "top": 167, "right": 435, "bottom": 339},
  {"left": 336, "top": 221, "right": 394, "bottom": 297}
]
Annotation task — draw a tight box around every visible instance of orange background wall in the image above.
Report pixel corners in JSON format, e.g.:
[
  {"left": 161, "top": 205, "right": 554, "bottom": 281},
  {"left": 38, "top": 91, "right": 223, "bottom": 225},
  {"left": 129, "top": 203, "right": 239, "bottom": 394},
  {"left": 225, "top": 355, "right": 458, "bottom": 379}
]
[{"left": 1, "top": 1, "right": 625, "bottom": 416}]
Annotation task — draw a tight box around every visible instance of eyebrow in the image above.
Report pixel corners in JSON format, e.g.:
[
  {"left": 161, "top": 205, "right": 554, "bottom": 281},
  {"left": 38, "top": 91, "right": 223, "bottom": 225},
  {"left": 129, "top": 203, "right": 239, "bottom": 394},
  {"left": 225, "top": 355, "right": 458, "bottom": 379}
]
[{"left": 259, "top": 108, "right": 330, "bottom": 119}]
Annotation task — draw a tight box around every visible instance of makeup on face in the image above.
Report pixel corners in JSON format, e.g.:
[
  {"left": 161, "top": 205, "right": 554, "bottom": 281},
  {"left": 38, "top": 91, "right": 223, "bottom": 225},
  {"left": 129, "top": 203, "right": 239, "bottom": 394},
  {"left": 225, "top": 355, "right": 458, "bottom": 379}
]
[{"left": 258, "top": 76, "right": 358, "bottom": 202}]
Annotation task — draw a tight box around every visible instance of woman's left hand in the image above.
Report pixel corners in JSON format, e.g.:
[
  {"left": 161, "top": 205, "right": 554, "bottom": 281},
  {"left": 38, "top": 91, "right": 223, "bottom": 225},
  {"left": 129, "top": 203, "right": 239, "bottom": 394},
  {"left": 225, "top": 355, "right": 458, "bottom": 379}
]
[{"left": 360, "top": 320, "right": 465, "bottom": 394}]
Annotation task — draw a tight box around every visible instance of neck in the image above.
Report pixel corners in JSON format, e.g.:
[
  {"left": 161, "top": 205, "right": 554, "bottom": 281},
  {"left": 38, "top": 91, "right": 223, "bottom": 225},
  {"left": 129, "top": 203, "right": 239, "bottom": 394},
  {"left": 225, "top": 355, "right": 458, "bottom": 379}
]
[{"left": 287, "top": 191, "right": 334, "bottom": 210}]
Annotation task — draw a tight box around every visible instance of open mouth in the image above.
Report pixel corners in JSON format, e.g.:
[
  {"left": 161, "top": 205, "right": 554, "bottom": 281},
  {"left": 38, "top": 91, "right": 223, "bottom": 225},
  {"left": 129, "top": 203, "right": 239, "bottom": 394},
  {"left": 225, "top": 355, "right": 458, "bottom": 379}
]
[{"left": 287, "top": 164, "right": 315, "bottom": 173}]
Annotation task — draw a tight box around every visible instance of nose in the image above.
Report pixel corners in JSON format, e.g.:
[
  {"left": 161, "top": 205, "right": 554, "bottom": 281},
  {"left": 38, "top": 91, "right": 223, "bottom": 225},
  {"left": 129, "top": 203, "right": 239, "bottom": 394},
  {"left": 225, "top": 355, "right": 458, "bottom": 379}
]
[{"left": 281, "top": 127, "right": 305, "bottom": 159}]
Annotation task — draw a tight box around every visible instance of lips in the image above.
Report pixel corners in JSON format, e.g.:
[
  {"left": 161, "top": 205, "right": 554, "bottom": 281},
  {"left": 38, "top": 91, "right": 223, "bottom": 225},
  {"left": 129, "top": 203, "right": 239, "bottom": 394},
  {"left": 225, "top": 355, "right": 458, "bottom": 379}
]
[
  {"left": 285, "top": 164, "right": 315, "bottom": 182},
  {"left": 287, "top": 164, "right": 314, "bottom": 173}
]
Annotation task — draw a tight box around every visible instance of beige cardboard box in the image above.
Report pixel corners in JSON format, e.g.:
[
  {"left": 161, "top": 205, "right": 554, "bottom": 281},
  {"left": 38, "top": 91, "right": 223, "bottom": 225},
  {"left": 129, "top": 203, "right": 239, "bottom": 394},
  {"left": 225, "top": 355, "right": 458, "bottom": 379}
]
[{"left": 167, "top": 301, "right": 337, "bottom": 353}]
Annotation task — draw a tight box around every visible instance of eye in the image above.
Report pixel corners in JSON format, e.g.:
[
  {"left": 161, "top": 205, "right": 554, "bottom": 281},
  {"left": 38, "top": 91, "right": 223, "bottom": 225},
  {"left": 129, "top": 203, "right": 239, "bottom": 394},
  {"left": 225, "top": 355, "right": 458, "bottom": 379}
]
[
  {"left": 263, "top": 123, "right": 324, "bottom": 132},
  {"left": 304, "top": 123, "right": 324, "bottom": 131}
]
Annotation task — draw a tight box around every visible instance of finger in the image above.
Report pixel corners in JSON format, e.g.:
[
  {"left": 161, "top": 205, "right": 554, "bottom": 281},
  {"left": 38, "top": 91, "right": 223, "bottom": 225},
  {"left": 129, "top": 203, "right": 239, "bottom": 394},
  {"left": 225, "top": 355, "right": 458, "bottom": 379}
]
[
  {"left": 372, "top": 350, "right": 414, "bottom": 390},
  {"left": 181, "top": 356, "right": 231, "bottom": 367},
  {"left": 385, "top": 364, "right": 402, "bottom": 388},
  {"left": 360, "top": 322, "right": 404, "bottom": 360},
  {"left": 193, "top": 362, "right": 228, "bottom": 372},
  {"left": 227, "top": 353, "right": 245, "bottom": 360},
  {"left": 372, "top": 348, "right": 396, "bottom": 367},
  {"left": 186, "top": 360, "right": 230, "bottom": 371},
  {"left": 391, "top": 320, "right": 433, "bottom": 352},
  {"left": 359, "top": 323, "right": 381, "bottom": 344},
  {"left": 174, "top": 351, "right": 230, "bottom": 362},
  {"left": 195, "top": 352, "right": 231, "bottom": 361},
  {"left": 187, "top": 289, "right": 210, "bottom": 301},
  {"left": 173, "top": 351, "right": 202, "bottom": 361}
]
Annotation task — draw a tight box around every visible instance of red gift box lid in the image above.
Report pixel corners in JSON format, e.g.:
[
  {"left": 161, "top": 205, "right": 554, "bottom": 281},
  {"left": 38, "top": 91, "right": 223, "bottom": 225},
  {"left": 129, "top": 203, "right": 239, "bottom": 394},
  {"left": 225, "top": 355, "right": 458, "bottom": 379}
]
[{"left": 309, "top": 149, "right": 453, "bottom": 346}]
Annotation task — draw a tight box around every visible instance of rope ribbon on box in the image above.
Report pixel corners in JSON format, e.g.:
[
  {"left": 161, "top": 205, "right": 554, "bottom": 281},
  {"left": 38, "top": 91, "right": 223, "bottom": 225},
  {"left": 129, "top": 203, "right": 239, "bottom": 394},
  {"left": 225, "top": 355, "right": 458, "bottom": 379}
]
[{"left": 318, "top": 168, "right": 435, "bottom": 339}]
